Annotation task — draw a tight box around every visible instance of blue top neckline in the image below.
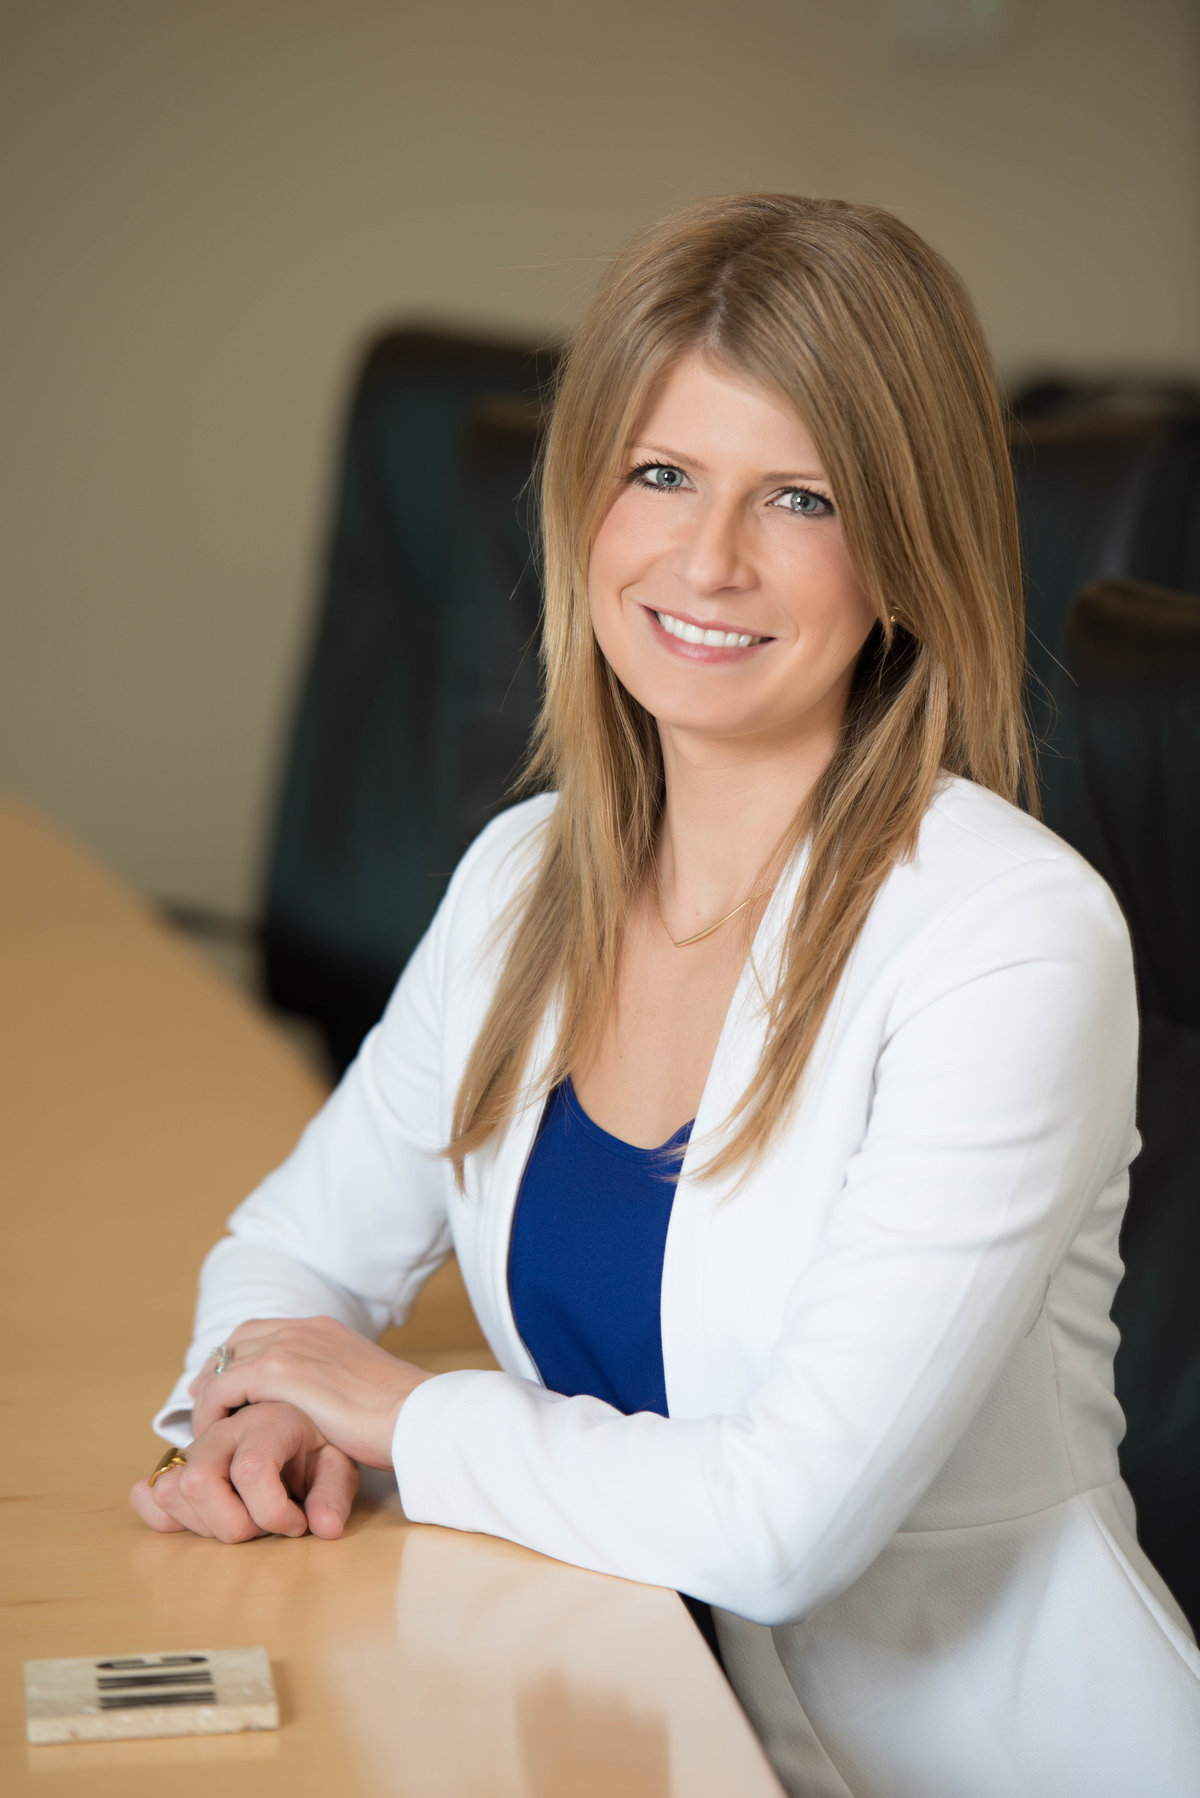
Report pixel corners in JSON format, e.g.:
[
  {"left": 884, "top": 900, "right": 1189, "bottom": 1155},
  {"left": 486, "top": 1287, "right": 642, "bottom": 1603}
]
[
  {"left": 560, "top": 1077, "right": 694, "bottom": 1164},
  {"left": 509, "top": 1077, "right": 692, "bottom": 1418}
]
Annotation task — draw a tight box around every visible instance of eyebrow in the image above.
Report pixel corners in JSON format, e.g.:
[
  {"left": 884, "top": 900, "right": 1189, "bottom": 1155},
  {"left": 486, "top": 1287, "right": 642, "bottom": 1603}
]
[{"left": 633, "top": 443, "right": 831, "bottom": 485}]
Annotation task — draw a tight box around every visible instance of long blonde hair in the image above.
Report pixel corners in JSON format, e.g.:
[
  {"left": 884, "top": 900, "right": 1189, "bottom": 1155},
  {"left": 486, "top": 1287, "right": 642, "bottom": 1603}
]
[{"left": 449, "top": 193, "right": 1032, "bottom": 1181}]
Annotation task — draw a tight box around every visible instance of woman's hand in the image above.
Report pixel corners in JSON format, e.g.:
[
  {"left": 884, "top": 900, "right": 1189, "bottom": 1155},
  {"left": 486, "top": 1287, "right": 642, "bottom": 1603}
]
[
  {"left": 129, "top": 1400, "right": 359, "bottom": 1542},
  {"left": 188, "top": 1315, "right": 434, "bottom": 1470}
]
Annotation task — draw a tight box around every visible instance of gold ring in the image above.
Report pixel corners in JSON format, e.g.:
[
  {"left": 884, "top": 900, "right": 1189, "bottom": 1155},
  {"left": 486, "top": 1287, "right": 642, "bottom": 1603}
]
[{"left": 147, "top": 1444, "right": 187, "bottom": 1488}]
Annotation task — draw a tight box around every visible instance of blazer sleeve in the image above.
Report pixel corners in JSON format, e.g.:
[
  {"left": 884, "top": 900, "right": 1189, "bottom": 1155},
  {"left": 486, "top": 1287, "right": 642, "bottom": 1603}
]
[
  {"left": 151, "top": 804, "right": 525, "bottom": 1444},
  {"left": 391, "top": 851, "right": 1139, "bottom": 1626}
]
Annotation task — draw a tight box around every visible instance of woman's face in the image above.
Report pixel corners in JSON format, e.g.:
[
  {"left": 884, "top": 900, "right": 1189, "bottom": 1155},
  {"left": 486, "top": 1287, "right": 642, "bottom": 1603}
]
[{"left": 588, "top": 351, "right": 877, "bottom": 761}]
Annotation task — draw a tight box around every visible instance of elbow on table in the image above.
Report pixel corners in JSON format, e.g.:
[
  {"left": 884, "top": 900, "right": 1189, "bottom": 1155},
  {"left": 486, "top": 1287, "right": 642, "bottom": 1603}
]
[
  {"left": 693, "top": 1514, "right": 875, "bottom": 1628},
  {"left": 689, "top": 1456, "right": 896, "bottom": 1627},
  {"left": 688, "top": 1557, "right": 820, "bottom": 1627},
  {"left": 700, "top": 1552, "right": 863, "bottom": 1628}
]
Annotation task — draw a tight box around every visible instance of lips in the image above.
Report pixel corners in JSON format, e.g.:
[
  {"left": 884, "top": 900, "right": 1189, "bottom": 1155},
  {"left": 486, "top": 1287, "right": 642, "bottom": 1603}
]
[{"left": 650, "top": 607, "right": 770, "bottom": 648}]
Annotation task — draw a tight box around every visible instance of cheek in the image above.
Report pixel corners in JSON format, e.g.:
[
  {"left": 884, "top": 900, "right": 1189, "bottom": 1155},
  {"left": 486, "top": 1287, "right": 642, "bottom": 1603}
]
[
  {"left": 589, "top": 502, "right": 641, "bottom": 599},
  {"left": 587, "top": 510, "right": 649, "bottom": 652},
  {"left": 586, "top": 545, "right": 618, "bottom": 650},
  {"left": 586, "top": 568, "right": 628, "bottom": 696},
  {"left": 839, "top": 570, "right": 878, "bottom": 645},
  {"left": 795, "top": 537, "right": 875, "bottom": 648}
]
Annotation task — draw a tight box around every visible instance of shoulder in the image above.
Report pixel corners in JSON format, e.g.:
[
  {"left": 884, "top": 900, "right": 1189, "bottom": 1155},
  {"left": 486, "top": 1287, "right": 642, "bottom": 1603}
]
[
  {"left": 875, "top": 776, "right": 1132, "bottom": 994},
  {"left": 455, "top": 791, "right": 558, "bottom": 882},
  {"left": 434, "top": 792, "right": 558, "bottom": 950},
  {"left": 815, "top": 778, "right": 1135, "bottom": 1036},
  {"left": 373, "top": 793, "right": 558, "bottom": 1047},
  {"left": 920, "top": 776, "right": 1120, "bottom": 919},
  {"left": 922, "top": 777, "right": 1093, "bottom": 880}
]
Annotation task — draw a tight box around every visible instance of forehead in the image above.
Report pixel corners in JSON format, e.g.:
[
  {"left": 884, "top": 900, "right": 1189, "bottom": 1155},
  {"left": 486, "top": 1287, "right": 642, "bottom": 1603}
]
[{"left": 631, "top": 351, "right": 824, "bottom": 475}]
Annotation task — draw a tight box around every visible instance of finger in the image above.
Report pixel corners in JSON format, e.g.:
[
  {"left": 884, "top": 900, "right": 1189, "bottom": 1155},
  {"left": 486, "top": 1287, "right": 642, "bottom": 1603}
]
[
  {"left": 190, "top": 1374, "right": 231, "bottom": 1436},
  {"left": 191, "top": 1353, "right": 268, "bottom": 1435},
  {"left": 187, "top": 1321, "right": 284, "bottom": 1407},
  {"left": 129, "top": 1476, "right": 188, "bottom": 1534},
  {"left": 187, "top": 1332, "right": 247, "bottom": 1397},
  {"left": 302, "top": 1446, "right": 360, "bottom": 1540},
  {"left": 172, "top": 1433, "right": 270, "bottom": 1543},
  {"left": 191, "top": 1318, "right": 364, "bottom": 1437},
  {"left": 191, "top": 1331, "right": 307, "bottom": 1435},
  {"left": 229, "top": 1440, "right": 309, "bottom": 1538},
  {"left": 130, "top": 1468, "right": 228, "bottom": 1539}
]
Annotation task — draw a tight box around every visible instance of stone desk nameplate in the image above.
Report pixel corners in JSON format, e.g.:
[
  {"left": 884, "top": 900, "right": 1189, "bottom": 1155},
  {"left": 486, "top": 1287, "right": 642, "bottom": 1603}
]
[{"left": 24, "top": 1647, "right": 279, "bottom": 1743}]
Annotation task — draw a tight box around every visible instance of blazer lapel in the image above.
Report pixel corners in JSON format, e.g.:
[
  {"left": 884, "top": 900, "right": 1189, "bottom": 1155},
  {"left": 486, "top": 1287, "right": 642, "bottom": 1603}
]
[
  {"left": 463, "top": 998, "right": 561, "bottom": 1383},
  {"left": 661, "top": 846, "right": 808, "bottom": 1419}
]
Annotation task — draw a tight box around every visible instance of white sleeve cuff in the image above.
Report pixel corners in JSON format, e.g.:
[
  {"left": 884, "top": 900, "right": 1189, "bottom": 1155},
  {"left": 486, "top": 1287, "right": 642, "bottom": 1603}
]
[{"left": 152, "top": 1372, "right": 197, "bottom": 1447}]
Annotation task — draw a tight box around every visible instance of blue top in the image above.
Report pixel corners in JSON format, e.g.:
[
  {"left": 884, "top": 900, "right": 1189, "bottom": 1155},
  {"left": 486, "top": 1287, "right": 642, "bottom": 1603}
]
[{"left": 507, "top": 1080, "right": 694, "bottom": 1417}]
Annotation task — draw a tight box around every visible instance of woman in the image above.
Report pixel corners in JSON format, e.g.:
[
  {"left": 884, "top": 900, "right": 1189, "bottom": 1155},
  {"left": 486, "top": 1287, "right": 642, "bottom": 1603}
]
[{"left": 133, "top": 195, "right": 1200, "bottom": 1796}]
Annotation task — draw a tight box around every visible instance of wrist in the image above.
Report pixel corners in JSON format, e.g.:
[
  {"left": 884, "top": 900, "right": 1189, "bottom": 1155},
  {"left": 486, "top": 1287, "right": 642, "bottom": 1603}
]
[{"left": 384, "top": 1369, "right": 436, "bottom": 1464}]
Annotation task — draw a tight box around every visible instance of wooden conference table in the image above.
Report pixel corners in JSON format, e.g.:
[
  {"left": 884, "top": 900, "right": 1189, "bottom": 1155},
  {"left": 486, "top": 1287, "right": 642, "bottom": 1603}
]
[{"left": 0, "top": 800, "right": 782, "bottom": 1797}]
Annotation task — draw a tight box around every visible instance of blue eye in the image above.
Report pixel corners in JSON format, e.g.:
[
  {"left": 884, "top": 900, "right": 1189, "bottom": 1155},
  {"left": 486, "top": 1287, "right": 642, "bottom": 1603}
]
[
  {"left": 778, "top": 487, "right": 833, "bottom": 517},
  {"left": 630, "top": 462, "right": 687, "bottom": 491}
]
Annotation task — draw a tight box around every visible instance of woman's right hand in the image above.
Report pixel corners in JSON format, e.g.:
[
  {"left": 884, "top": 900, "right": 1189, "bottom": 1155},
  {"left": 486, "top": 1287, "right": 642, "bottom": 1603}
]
[{"left": 129, "top": 1400, "right": 360, "bottom": 1542}]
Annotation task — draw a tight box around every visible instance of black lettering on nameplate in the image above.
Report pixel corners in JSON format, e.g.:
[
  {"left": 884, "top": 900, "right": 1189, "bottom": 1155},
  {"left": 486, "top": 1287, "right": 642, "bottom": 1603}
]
[{"left": 92, "top": 1655, "right": 216, "bottom": 1711}]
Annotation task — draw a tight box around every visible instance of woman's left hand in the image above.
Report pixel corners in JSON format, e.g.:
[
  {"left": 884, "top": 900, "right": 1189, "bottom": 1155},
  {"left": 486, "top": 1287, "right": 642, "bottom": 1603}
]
[{"left": 189, "top": 1317, "right": 433, "bottom": 1470}]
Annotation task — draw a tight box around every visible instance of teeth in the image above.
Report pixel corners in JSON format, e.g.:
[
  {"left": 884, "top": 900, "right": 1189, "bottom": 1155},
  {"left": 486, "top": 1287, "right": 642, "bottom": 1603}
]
[{"left": 655, "top": 611, "right": 760, "bottom": 648}]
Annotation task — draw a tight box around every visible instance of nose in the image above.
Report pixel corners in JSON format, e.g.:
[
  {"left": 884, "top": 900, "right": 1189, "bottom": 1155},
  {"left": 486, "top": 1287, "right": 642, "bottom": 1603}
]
[{"left": 675, "top": 495, "right": 755, "bottom": 596}]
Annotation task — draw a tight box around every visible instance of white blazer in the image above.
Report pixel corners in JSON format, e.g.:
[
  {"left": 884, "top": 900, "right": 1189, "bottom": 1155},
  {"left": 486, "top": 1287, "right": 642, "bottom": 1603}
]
[{"left": 158, "top": 779, "right": 1200, "bottom": 1798}]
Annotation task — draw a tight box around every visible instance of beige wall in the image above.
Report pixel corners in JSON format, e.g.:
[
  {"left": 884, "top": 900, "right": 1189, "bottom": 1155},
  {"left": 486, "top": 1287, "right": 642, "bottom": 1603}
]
[{"left": 2, "top": 0, "right": 1198, "bottom": 912}]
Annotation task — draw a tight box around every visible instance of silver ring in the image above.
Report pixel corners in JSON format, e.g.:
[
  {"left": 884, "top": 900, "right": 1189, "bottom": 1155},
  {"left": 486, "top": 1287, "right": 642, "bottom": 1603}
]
[{"left": 211, "top": 1343, "right": 234, "bottom": 1376}]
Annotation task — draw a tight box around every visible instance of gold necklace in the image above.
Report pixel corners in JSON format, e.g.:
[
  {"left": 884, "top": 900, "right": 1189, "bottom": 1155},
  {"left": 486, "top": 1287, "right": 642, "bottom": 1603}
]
[{"left": 652, "top": 869, "right": 775, "bottom": 949}]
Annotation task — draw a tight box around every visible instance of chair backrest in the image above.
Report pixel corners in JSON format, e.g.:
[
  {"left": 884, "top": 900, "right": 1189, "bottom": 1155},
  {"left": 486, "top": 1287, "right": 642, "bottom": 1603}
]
[
  {"left": 1050, "top": 577, "right": 1200, "bottom": 1631},
  {"left": 1011, "top": 411, "right": 1200, "bottom": 794},
  {"left": 262, "top": 327, "right": 557, "bottom": 1068}
]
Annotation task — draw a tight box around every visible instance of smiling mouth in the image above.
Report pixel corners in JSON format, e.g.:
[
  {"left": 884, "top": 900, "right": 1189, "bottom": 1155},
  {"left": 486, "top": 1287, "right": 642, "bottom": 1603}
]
[{"left": 652, "top": 608, "right": 769, "bottom": 648}]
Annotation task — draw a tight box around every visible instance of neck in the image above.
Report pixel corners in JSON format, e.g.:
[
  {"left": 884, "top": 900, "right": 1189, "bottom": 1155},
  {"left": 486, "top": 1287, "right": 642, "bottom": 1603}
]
[{"left": 655, "top": 720, "right": 838, "bottom": 920}]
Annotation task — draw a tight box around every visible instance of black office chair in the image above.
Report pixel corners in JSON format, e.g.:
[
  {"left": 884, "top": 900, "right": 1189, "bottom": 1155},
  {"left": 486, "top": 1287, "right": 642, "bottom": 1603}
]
[
  {"left": 1046, "top": 577, "right": 1200, "bottom": 1632},
  {"left": 1010, "top": 409, "right": 1200, "bottom": 815},
  {"left": 261, "top": 328, "right": 557, "bottom": 1071},
  {"left": 1008, "top": 373, "right": 1200, "bottom": 428}
]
